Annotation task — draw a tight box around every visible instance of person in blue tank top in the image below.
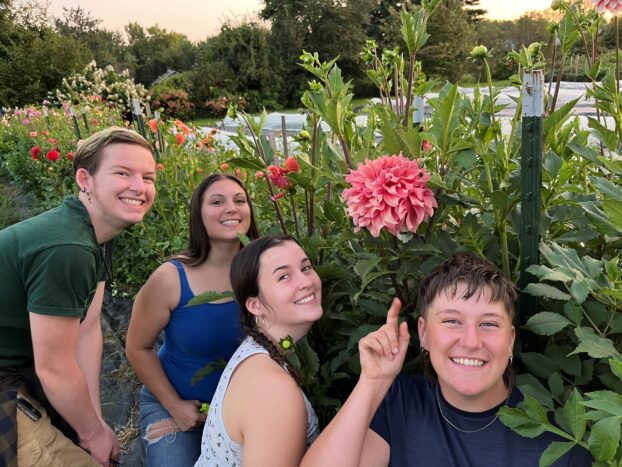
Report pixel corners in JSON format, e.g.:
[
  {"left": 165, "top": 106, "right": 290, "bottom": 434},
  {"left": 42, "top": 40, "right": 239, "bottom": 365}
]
[
  {"left": 301, "top": 253, "right": 592, "bottom": 467},
  {"left": 125, "top": 174, "right": 259, "bottom": 467}
]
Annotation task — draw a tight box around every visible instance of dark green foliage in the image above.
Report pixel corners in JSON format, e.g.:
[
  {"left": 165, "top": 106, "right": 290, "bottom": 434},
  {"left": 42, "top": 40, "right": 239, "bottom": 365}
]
[
  {"left": 374, "top": 0, "right": 472, "bottom": 82},
  {"left": 262, "top": 0, "right": 375, "bottom": 105},
  {"left": 192, "top": 22, "right": 282, "bottom": 112},
  {"left": 54, "top": 7, "right": 128, "bottom": 70},
  {"left": 126, "top": 23, "right": 197, "bottom": 86},
  {"left": 469, "top": 14, "right": 549, "bottom": 80},
  {"left": 0, "top": 26, "right": 91, "bottom": 107}
]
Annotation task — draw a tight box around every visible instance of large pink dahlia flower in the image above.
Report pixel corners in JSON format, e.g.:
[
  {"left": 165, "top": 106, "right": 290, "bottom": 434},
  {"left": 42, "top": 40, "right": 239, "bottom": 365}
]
[
  {"left": 593, "top": 0, "right": 622, "bottom": 14},
  {"left": 342, "top": 154, "right": 437, "bottom": 238}
]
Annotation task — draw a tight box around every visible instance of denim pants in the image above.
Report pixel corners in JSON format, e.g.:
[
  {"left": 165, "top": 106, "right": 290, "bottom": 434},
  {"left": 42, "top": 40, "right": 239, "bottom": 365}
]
[{"left": 139, "top": 386, "right": 204, "bottom": 467}]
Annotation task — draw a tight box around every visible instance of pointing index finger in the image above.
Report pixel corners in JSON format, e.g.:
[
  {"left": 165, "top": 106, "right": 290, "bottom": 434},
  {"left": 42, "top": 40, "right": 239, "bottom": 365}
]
[{"left": 386, "top": 298, "right": 401, "bottom": 328}]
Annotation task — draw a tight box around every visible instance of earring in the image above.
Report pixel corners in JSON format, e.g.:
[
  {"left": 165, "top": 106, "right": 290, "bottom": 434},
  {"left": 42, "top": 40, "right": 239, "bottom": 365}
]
[
  {"left": 81, "top": 186, "right": 92, "bottom": 204},
  {"left": 255, "top": 315, "right": 265, "bottom": 328},
  {"left": 509, "top": 354, "right": 513, "bottom": 365}
]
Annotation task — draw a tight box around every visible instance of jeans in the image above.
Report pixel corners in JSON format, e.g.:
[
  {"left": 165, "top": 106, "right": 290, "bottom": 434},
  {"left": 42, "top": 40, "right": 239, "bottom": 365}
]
[{"left": 139, "top": 386, "right": 203, "bottom": 467}]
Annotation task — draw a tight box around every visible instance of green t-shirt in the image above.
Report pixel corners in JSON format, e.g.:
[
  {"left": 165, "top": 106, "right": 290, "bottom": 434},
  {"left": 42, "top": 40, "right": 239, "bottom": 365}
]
[{"left": 0, "top": 197, "right": 111, "bottom": 368}]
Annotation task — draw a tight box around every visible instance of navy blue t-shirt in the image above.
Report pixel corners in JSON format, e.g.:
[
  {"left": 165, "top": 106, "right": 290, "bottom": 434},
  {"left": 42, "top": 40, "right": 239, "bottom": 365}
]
[{"left": 370, "top": 375, "right": 592, "bottom": 467}]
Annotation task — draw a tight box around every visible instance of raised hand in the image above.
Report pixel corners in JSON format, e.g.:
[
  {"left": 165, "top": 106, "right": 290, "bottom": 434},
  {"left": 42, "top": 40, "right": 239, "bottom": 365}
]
[{"left": 358, "top": 298, "right": 410, "bottom": 382}]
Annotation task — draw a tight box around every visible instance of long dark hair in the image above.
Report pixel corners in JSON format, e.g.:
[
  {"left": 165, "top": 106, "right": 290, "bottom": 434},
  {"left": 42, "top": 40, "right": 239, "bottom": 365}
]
[
  {"left": 178, "top": 174, "right": 259, "bottom": 266},
  {"left": 417, "top": 253, "right": 517, "bottom": 388},
  {"left": 230, "top": 234, "right": 302, "bottom": 384}
]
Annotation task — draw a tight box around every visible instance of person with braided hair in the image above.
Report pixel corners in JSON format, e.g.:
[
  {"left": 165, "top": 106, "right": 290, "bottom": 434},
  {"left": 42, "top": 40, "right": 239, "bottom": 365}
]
[{"left": 194, "top": 235, "right": 321, "bottom": 467}]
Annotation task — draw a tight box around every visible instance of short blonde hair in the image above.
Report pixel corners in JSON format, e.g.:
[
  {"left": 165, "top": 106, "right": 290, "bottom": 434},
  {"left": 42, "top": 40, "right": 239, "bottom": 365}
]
[{"left": 73, "top": 127, "right": 153, "bottom": 175}]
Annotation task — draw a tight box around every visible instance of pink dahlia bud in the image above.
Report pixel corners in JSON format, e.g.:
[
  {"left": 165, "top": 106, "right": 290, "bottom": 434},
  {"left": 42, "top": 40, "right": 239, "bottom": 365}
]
[{"left": 342, "top": 153, "right": 437, "bottom": 238}]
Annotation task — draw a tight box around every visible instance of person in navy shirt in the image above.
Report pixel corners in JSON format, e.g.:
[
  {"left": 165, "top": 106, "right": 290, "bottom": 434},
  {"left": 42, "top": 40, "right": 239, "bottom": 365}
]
[{"left": 302, "top": 253, "right": 592, "bottom": 467}]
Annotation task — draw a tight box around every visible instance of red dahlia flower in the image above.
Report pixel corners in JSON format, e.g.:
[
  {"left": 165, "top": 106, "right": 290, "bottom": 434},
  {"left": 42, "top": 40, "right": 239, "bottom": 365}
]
[
  {"left": 342, "top": 153, "right": 437, "bottom": 237},
  {"left": 31, "top": 146, "right": 41, "bottom": 160},
  {"left": 46, "top": 149, "right": 60, "bottom": 162},
  {"left": 284, "top": 156, "right": 300, "bottom": 173},
  {"left": 267, "top": 165, "right": 290, "bottom": 189}
]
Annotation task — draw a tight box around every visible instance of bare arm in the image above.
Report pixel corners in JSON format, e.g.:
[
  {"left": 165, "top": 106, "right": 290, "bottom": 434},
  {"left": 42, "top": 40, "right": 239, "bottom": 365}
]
[
  {"left": 76, "top": 281, "right": 105, "bottom": 419},
  {"left": 301, "top": 299, "right": 409, "bottom": 467},
  {"left": 30, "top": 311, "right": 117, "bottom": 465},
  {"left": 125, "top": 263, "right": 206, "bottom": 430},
  {"left": 230, "top": 356, "right": 308, "bottom": 467}
]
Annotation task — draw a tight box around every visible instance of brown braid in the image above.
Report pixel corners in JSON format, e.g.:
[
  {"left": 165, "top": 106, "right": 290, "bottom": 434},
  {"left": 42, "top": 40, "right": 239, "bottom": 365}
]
[{"left": 244, "top": 326, "right": 303, "bottom": 386}]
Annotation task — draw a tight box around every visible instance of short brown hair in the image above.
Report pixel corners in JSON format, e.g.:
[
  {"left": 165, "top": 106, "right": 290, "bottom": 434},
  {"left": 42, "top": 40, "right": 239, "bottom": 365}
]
[
  {"left": 417, "top": 253, "right": 516, "bottom": 321},
  {"left": 73, "top": 127, "right": 153, "bottom": 175},
  {"left": 417, "top": 253, "right": 517, "bottom": 387}
]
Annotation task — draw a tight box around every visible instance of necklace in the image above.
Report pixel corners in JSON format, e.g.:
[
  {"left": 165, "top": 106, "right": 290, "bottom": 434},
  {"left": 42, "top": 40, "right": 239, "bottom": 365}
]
[{"left": 435, "top": 385, "right": 510, "bottom": 434}]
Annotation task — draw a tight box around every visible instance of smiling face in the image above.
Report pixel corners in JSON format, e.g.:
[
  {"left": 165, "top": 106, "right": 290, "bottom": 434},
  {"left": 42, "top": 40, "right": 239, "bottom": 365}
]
[
  {"left": 201, "top": 179, "right": 251, "bottom": 243},
  {"left": 418, "top": 283, "right": 515, "bottom": 412},
  {"left": 79, "top": 143, "right": 156, "bottom": 240},
  {"left": 247, "top": 240, "right": 323, "bottom": 342}
]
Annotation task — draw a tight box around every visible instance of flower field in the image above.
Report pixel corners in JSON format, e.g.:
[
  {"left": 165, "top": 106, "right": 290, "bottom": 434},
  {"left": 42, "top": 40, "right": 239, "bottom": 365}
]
[{"left": 2, "top": 1, "right": 622, "bottom": 464}]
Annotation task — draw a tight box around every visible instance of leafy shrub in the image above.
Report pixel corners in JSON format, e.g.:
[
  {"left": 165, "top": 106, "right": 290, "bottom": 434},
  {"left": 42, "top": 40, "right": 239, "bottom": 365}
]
[
  {"left": 151, "top": 88, "right": 195, "bottom": 120},
  {"left": 204, "top": 95, "right": 246, "bottom": 118}
]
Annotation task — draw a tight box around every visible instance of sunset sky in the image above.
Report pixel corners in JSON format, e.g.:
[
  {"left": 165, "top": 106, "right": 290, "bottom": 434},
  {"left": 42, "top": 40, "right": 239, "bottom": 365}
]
[{"left": 46, "top": 0, "right": 551, "bottom": 42}]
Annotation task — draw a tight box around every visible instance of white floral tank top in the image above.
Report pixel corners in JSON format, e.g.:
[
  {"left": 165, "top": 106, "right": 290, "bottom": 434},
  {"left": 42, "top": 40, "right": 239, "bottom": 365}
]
[{"left": 194, "top": 336, "right": 319, "bottom": 466}]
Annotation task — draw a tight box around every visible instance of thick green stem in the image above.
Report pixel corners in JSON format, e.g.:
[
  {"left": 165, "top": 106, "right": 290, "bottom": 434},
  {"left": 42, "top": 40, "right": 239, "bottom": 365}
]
[
  {"left": 241, "top": 113, "right": 288, "bottom": 234},
  {"left": 289, "top": 193, "right": 300, "bottom": 239},
  {"left": 616, "top": 16, "right": 620, "bottom": 106},
  {"left": 550, "top": 53, "right": 566, "bottom": 113},
  {"left": 402, "top": 52, "right": 417, "bottom": 127},
  {"left": 483, "top": 58, "right": 501, "bottom": 149},
  {"left": 562, "top": 3, "right": 593, "bottom": 66},
  {"left": 548, "top": 38, "right": 557, "bottom": 98},
  {"left": 308, "top": 117, "right": 319, "bottom": 237},
  {"left": 498, "top": 222, "right": 511, "bottom": 278}
]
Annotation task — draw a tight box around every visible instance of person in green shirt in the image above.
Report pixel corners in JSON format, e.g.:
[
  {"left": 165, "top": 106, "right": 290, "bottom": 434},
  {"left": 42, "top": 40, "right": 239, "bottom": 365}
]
[{"left": 0, "top": 127, "right": 157, "bottom": 467}]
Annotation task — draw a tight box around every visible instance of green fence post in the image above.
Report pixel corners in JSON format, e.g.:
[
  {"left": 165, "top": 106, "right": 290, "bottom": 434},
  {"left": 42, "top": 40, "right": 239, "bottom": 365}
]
[
  {"left": 69, "top": 107, "right": 82, "bottom": 141},
  {"left": 519, "top": 70, "right": 544, "bottom": 321},
  {"left": 43, "top": 107, "right": 51, "bottom": 130},
  {"left": 81, "top": 107, "right": 90, "bottom": 135},
  {"left": 132, "top": 99, "right": 147, "bottom": 139}
]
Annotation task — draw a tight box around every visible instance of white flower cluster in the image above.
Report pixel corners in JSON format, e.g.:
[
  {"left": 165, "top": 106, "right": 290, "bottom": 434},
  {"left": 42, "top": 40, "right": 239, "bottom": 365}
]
[{"left": 50, "top": 61, "right": 151, "bottom": 114}]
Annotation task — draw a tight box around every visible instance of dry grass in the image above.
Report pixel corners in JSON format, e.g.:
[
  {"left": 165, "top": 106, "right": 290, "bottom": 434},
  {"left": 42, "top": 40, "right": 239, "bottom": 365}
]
[{"left": 117, "top": 402, "right": 141, "bottom": 449}]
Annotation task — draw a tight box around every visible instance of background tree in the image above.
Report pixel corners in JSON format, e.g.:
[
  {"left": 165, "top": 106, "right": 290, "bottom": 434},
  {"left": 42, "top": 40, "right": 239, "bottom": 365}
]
[
  {"left": 54, "top": 6, "right": 128, "bottom": 70},
  {"left": 261, "top": 0, "right": 374, "bottom": 104},
  {"left": 0, "top": 0, "right": 91, "bottom": 107},
  {"left": 462, "top": 0, "right": 486, "bottom": 23},
  {"left": 376, "top": 0, "right": 473, "bottom": 82},
  {"left": 469, "top": 13, "right": 549, "bottom": 80},
  {"left": 125, "top": 23, "right": 196, "bottom": 85},
  {"left": 192, "top": 22, "right": 282, "bottom": 112}
]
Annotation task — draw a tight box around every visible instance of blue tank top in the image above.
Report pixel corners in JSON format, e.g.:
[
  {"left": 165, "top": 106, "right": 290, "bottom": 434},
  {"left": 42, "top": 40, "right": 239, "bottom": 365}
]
[{"left": 158, "top": 260, "right": 242, "bottom": 402}]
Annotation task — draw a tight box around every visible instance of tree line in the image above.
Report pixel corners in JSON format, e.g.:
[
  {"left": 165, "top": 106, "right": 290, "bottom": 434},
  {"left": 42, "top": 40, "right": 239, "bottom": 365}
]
[{"left": 1, "top": 0, "right": 620, "bottom": 117}]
